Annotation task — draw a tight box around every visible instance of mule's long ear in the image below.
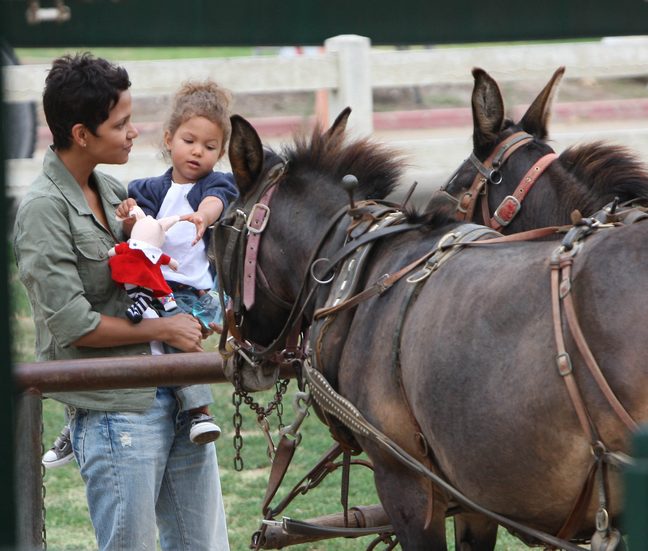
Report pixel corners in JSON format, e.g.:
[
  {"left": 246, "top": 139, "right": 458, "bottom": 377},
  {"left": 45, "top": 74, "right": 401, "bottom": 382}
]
[
  {"left": 323, "top": 107, "right": 351, "bottom": 144},
  {"left": 471, "top": 68, "right": 505, "bottom": 154},
  {"left": 229, "top": 115, "right": 264, "bottom": 197},
  {"left": 519, "top": 66, "right": 565, "bottom": 140}
]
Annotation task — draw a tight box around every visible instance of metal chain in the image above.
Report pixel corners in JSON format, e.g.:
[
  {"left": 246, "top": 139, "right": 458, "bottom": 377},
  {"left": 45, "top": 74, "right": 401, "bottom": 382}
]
[
  {"left": 40, "top": 407, "right": 47, "bottom": 549},
  {"left": 275, "top": 380, "right": 286, "bottom": 429},
  {"left": 231, "top": 369, "right": 291, "bottom": 471},
  {"left": 232, "top": 391, "right": 244, "bottom": 471},
  {"left": 367, "top": 533, "right": 398, "bottom": 550}
]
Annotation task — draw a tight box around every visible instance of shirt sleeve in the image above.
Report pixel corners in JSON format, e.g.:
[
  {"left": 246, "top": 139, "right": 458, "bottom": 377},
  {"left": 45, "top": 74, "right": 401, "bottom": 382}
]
[
  {"left": 128, "top": 178, "right": 160, "bottom": 217},
  {"left": 200, "top": 172, "right": 239, "bottom": 212},
  {"left": 14, "top": 195, "right": 101, "bottom": 347}
]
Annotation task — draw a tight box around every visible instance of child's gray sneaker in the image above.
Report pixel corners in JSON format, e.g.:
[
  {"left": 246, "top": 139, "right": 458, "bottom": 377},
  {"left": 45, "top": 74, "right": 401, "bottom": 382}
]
[
  {"left": 42, "top": 425, "right": 75, "bottom": 468},
  {"left": 189, "top": 414, "right": 221, "bottom": 444}
]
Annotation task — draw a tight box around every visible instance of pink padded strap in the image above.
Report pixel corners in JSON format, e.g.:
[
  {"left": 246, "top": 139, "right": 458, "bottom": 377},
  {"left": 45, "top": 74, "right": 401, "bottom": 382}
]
[{"left": 243, "top": 185, "right": 277, "bottom": 310}]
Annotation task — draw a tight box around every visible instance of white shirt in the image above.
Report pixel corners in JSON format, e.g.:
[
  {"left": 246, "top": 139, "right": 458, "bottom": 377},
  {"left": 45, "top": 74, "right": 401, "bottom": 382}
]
[{"left": 157, "top": 181, "right": 212, "bottom": 290}]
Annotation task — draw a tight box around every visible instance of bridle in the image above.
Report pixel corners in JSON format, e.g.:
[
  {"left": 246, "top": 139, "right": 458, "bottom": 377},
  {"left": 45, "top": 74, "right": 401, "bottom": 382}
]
[
  {"left": 213, "top": 160, "right": 425, "bottom": 371},
  {"left": 214, "top": 157, "right": 303, "bottom": 367},
  {"left": 213, "top": 157, "right": 364, "bottom": 370},
  {"left": 438, "top": 131, "right": 558, "bottom": 231}
]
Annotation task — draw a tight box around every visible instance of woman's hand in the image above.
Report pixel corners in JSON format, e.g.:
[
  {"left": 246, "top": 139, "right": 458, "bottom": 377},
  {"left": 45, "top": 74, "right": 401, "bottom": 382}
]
[{"left": 162, "top": 313, "right": 204, "bottom": 352}]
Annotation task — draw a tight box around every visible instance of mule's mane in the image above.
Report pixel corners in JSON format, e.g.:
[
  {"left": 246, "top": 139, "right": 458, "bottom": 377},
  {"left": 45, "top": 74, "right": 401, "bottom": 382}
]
[
  {"left": 280, "top": 126, "right": 406, "bottom": 201},
  {"left": 559, "top": 141, "right": 648, "bottom": 205}
]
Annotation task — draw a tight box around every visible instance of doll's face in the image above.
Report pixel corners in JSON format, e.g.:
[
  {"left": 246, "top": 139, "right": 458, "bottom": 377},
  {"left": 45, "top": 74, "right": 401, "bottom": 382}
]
[{"left": 130, "top": 216, "right": 166, "bottom": 247}]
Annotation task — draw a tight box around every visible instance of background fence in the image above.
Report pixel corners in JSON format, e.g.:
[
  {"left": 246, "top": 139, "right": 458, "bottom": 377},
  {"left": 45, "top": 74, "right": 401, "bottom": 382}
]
[{"left": 5, "top": 34, "right": 648, "bottom": 206}]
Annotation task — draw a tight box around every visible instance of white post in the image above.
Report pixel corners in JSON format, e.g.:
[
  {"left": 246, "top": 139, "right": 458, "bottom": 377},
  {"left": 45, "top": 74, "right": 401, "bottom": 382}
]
[{"left": 324, "top": 35, "right": 373, "bottom": 137}]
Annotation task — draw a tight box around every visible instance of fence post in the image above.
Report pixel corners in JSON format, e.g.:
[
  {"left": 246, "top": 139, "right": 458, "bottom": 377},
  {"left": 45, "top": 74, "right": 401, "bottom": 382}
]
[
  {"left": 324, "top": 34, "right": 373, "bottom": 137},
  {"left": 15, "top": 391, "right": 44, "bottom": 549},
  {"left": 624, "top": 424, "right": 648, "bottom": 550}
]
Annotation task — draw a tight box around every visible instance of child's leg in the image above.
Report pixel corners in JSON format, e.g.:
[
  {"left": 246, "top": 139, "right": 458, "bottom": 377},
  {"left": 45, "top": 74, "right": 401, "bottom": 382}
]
[
  {"left": 173, "top": 385, "right": 221, "bottom": 445},
  {"left": 124, "top": 284, "right": 155, "bottom": 323},
  {"left": 42, "top": 407, "right": 75, "bottom": 468},
  {"left": 162, "top": 286, "right": 222, "bottom": 444},
  {"left": 158, "top": 292, "right": 177, "bottom": 312}
]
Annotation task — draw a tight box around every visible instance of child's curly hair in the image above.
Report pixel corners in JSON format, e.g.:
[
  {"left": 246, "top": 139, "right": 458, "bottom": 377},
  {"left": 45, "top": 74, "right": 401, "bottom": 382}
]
[{"left": 165, "top": 80, "right": 232, "bottom": 148}]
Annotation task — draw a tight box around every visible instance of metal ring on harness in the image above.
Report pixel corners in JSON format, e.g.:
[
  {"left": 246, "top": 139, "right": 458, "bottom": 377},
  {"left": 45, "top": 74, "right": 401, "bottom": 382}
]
[{"left": 310, "top": 258, "right": 335, "bottom": 284}]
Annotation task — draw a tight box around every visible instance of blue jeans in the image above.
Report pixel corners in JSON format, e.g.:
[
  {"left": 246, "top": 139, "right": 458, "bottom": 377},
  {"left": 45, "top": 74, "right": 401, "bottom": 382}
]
[
  {"left": 69, "top": 387, "right": 229, "bottom": 550},
  {"left": 162, "top": 285, "right": 214, "bottom": 412}
]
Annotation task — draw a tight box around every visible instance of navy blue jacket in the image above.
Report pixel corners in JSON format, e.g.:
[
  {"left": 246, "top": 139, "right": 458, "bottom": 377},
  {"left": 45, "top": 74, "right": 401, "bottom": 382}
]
[{"left": 128, "top": 168, "right": 238, "bottom": 248}]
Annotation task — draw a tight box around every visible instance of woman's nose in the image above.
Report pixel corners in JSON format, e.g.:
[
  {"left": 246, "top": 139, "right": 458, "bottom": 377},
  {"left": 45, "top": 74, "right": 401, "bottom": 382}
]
[{"left": 128, "top": 123, "right": 139, "bottom": 139}]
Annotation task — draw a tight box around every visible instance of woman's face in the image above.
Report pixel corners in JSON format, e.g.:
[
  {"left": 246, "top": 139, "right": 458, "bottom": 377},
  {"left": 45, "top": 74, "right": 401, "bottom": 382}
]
[{"left": 86, "top": 89, "right": 138, "bottom": 165}]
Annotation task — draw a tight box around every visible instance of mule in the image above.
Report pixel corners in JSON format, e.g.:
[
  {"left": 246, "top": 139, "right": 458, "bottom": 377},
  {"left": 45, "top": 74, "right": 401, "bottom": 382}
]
[
  {"left": 213, "top": 110, "right": 648, "bottom": 550},
  {"left": 428, "top": 67, "right": 648, "bottom": 233}
]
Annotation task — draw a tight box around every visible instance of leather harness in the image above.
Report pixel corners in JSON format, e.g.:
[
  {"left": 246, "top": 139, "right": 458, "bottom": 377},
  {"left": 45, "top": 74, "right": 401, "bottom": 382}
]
[{"left": 440, "top": 131, "right": 558, "bottom": 230}]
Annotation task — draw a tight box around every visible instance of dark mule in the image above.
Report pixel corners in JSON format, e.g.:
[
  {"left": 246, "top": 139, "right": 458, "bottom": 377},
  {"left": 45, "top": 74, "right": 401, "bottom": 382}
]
[
  {"left": 428, "top": 67, "right": 648, "bottom": 233},
  {"left": 214, "top": 110, "right": 648, "bottom": 550}
]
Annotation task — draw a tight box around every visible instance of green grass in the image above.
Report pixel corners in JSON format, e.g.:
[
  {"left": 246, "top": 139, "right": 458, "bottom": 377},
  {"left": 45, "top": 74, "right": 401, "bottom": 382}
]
[{"left": 12, "top": 265, "right": 526, "bottom": 550}]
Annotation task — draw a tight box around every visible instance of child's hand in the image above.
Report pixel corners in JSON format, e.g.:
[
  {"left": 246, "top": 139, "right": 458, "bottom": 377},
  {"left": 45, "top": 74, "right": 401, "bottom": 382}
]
[
  {"left": 180, "top": 212, "right": 207, "bottom": 246},
  {"left": 116, "top": 198, "right": 138, "bottom": 221},
  {"left": 116, "top": 199, "right": 138, "bottom": 237},
  {"left": 168, "top": 259, "right": 179, "bottom": 271},
  {"left": 208, "top": 321, "right": 223, "bottom": 335}
]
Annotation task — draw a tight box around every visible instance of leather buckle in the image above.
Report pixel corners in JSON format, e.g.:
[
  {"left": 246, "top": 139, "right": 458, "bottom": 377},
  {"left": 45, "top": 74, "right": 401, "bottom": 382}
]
[
  {"left": 247, "top": 203, "right": 270, "bottom": 234},
  {"left": 493, "top": 195, "right": 521, "bottom": 227}
]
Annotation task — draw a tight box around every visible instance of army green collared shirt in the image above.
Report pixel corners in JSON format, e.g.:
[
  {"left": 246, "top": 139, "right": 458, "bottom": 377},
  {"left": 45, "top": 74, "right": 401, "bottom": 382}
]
[{"left": 14, "top": 147, "right": 156, "bottom": 411}]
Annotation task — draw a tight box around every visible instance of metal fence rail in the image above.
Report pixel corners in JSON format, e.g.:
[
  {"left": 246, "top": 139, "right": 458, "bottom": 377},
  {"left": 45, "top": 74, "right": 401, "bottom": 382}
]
[{"left": 13, "top": 352, "right": 292, "bottom": 549}]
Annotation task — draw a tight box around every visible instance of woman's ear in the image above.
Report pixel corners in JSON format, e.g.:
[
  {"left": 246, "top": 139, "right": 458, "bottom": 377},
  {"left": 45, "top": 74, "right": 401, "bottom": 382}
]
[{"left": 71, "top": 123, "right": 89, "bottom": 148}]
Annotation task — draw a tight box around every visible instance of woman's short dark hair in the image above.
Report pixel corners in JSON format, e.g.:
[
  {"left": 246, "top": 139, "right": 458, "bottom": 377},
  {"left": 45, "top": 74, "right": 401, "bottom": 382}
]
[{"left": 43, "top": 52, "right": 131, "bottom": 150}]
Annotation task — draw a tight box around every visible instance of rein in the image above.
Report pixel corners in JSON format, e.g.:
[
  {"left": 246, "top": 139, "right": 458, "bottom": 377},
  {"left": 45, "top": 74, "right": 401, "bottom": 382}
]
[{"left": 439, "top": 131, "right": 557, "bottom": 230}]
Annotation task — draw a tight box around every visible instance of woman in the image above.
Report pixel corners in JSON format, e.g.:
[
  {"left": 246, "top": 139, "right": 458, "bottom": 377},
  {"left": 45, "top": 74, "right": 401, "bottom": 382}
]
[{"left": 13, "top": 53, "right": 229, "bottom": 550}]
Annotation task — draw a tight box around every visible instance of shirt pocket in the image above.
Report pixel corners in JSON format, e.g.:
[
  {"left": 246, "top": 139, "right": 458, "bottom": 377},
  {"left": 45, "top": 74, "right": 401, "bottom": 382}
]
[{"left": 73, "top": 235, "right": 114, "bottom": 303}]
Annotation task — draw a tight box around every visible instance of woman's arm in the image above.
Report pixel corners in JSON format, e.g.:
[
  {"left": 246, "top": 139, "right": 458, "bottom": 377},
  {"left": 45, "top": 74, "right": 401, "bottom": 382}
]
[{"left": 73, "top": 313, "right": 204, "bottom": 352}]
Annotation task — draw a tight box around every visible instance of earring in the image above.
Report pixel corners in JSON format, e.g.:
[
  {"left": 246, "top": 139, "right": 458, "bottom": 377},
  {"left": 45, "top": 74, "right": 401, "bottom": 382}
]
[{"left": 82, "top": 142, "right": 87, "bottom": 148}]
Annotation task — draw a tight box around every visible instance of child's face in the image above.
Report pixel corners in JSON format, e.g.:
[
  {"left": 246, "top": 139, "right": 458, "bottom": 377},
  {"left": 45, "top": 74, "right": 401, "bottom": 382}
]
[
  {"left": 86, "top": 90, "right": 138, "bottom": 165},
  {"left": 164, "top": 116, "right": 225, "bottom": 184}
]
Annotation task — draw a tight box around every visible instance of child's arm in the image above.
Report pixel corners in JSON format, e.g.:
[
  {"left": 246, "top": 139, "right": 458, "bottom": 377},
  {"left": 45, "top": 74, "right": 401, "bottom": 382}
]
[
  {"left": 115, "top": 198, "right": 138, "bottom": 237},
  {"left": 180, "top": 196, "right": 224, "bottom": 246}
]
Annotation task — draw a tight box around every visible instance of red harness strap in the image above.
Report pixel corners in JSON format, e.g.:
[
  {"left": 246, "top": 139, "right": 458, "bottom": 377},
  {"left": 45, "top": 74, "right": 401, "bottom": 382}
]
[{"left": 489, "top": 152, "right": 558, "bottom": 230}]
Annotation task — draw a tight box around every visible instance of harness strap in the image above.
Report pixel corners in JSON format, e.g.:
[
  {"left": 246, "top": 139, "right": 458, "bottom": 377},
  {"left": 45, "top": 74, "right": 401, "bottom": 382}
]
[
  {"left": 555, "top": 460, "right": 599, "bottom": 541},
  {"left": 262, "top": 435, "right": 299, "bottom": 515},
  {"left": 549, "top": 227, "right": 639, "bottom": 542},
  {"left": 243, "top": 181, "right": 279, "bottom": 310},
  {"left": 313, "top": 247, "right": 437, "bottom": 319},
  {"left": 550, "top": 259, "right": 597, "bottom": 442},
  {"left": 457, "top": 132, "right": 533, "bottom": 222},
  {"left": 489, "top": 152, "right": 558, "bottom": 230},
  {"left": 559, "top": 260, "right": 638, "bottom": 431}
]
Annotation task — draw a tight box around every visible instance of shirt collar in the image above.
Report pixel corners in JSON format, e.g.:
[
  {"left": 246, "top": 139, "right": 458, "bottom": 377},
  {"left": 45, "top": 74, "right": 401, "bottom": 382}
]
[{"left": 43, "top": 147, "right": 124, "bottom": 215}]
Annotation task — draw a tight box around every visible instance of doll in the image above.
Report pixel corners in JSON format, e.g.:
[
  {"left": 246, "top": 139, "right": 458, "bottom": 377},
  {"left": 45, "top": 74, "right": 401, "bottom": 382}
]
[{"left": 108, "top": 206, "right": 180, "bottom": 323}]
